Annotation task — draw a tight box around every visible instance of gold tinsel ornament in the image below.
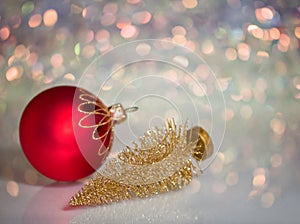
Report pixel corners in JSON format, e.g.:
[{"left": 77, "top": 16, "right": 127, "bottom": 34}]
[{"left": 69, "top": 119, "right": 213, "bottom": 206}]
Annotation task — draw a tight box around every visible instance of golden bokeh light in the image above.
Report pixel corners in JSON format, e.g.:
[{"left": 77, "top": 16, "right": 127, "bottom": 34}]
[
  {"left": 28, "top": 14, "right": 42, "bottom": 28},
  {"left": 182, "top": 0, "right": 198, "bottom": 9},
  {"left": 43, "top": 9, "right": 58, "bottom": 27},
  {"left": 6, "top": 66, "right": 23, "bottom": 81},
  {"left": 0, "top": 26, "right": 10, "bottom": 41},
  {"left": 6, "top": 181, "right": 19, "bottom": 197}
]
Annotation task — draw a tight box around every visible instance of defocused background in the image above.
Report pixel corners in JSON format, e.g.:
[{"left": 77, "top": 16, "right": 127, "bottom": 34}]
[{"left": 1, "top": 0, "right": 300, "bottom": 223}]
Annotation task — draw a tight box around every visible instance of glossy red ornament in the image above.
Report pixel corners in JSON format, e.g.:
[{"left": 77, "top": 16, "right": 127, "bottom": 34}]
[{"left": 19, "top": 86, "right": 113, "bottom": 181}]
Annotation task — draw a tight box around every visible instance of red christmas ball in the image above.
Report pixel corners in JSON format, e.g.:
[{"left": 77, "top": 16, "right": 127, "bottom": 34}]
[{"left": 19, "top": 86, "right": 113, "bottom": 181}]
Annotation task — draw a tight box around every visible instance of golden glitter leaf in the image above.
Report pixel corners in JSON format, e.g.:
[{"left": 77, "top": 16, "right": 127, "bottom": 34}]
[{"left": 69, "top": 119, "right": 213, "bottom": 206}]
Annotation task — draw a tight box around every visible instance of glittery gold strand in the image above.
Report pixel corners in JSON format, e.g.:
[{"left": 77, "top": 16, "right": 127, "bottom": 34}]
[{"left": 69, "top": 119, "right": 211, "bottom": 206}]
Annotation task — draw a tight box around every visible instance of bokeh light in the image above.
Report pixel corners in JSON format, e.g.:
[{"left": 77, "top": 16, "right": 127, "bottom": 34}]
[{"left": 43, "top": 9, "right": 58, "bottom": 27}]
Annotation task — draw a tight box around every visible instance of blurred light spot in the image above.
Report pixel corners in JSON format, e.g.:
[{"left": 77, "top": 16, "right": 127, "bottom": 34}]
[
  {"left": 241, "top": 88, "right": 252, "bottom": 101},
  {"left": 256, "top": 7, "right": 274, "bottom": 23},
  {"left": 256, "top": 78, "right": 268, "bottom": 91},
  {"left": 82, "top": 6, "right": 98, "bottom": 19},
  {"left": 237, "top": 43, "right": 251, "bottom": 61},
  {"left": 85, "top": 30, "right": 94, "bottom": 43},
  {"left": 50, "top": 53, "right": 63, "bottom": 67},
  {"left": 6, "top": 181, "right": 19, "bottom": 197},
  {"left": 28, "top": 14, "right": 42, "bottom": 28},
  {"left": 172, "top": 26, "right": 187, "bottom": 36},
  {"left": 217, "top": 152, "right": 225, "bottom": 162},
  {"left": 102, "top": 84, "right": 113, "bottom": 91},
  {"left": 164, "top": 69, "right": 179, "bottom": 84},
  {"left": 201, "top": 40, "right": 214, "bottom": 55},
  {"left": 185, "top": 40, "right": 196, "bottom": 51},
  {"left": 190, "top": 179, "right": 201, "bottom": 193},
  {"left": 172, "top": 35, "right": 187, "bottom": 45},
  {"left": 192, "top": 83, "right": 206, "bottom": 96},
  {"left": 43, "top": 9, "right": 58, "bottom": 27},
  {"left": 248, "top": 25, "right": 264, "bottom": 39},
  {"left": 24, "top": 169, "right": 38, "bottom": 185},
  {"left": 269, "top": 28, "right": 280, "bottom": 40},
  {"left": 96, "top": 29, "right": 110, "bottom": 42},
  {"left": 74, "top": 43, "right": 80, "bottom": 56},
  {"left": 82, "top": 45, "right": 95, "bottom": 58},
  {"left": 224, "top": 149, "right": 237, "bottom": 165},
  {"left": 294, "top": 93, "right": 300, "bottom": 99},
  {"left": 153, "top": 13, "right": 167, "bottom": 30},
  {"left": 253, "top": 174, "right": 266, "bottom": 187},
  {"left": 173, "top": 55, "right": 189, "bottom": 68},
  {"left": 0, "top": 26, "right": 10, "bottom": 41},
  {"left": 270, "top": 118, "right": 286, "bottom": 136},
  {"left": 101, "top": 13, "right": 116, "bottom": 26},
  {"left": 182, "top": 0, "right": 198, "bottom": 9},
  {"left": 82, "top": 7, "right": 87, "bottom": 18},
  {"left": 253, "top": 167, "right": 266, "bottom": 176},
  {"left": 194, "top": 64, "right": 210, "bottom": 80},
  {"left": 136, "top": 43, "right": 151, "bottom": 56},
  {"left": 127, "top": 0, "right": 141, "bottom": 4},
  {"left": 271, "top": 153, "right": 282, "bottom": 168},
  {"left": 210, "top": 153, "right": 224, "bottom": 175},
  {"left": 257, "top": 51, "right": 269, "bottom": 58},
  {"left": 14, "top": 44, "right": 29, "bottom": 58},
  {"left": 240, "top": 105, "right": 253, "bottom": 119},
  {"left": 261, "top": 7, "right": 274, "bottom": 20},
  {"left": 103, "top": 2, "right": 118, "bottom": 14},
  {"left": 278, "top": 34, "right": 290, "bottom": 52},
  {"left": 22, "top": 1, "right": 35, "bottom": 15},
  {"left": 10, "top": 15, "right": 22, "bottom": 29},
  {"left": 222, "top": 109, "right": 234, "bottom": 121},
  {"left": 31, "top": 62, "right": 44, "bottom": 80},
  {"left": 99, "top": 43, "right": 113, "bottom": 53},
  {"left": 6, "top": 66, "right": 23, "bottom": 81},
  {"left": 132, "top": 11, "right": 152, "bottom": 24},
  {"left": 247, "top": 24, "right": 258, "bottom": 32},
  {"left": 120, "top": 25, "right": 138, "bottom": 39},
  {"left": 43, "top": 75, "right": 54, "bottom": 84},
  {"left": 261, "top": 192, "right": 275, "bottom": 208},
  {"left": 116, "top": 17, "right": 131, "bottom": 29},
  {"left": 226, "top": 171, "right": 239, "bottom": 186},
  {"left": 64, "top": 73, "right": 76, "bottom": 81},
  {"left": 295, "top": 27, "right": 300, "bottom": 39},
  {"left": 212, "top": 181, "right": 227, "bottom": 194},
  {"left": 230, "top": 94, "right": 242, "bottom": 101},
  {"left": 225, "top": 48, "right": 237, "bottom": 61},
  {"left": 293, "top": 76, "right": 300, "bottom": 90},
  {"left": 248, "top": 189, "right": 259, "bottom": 198}
]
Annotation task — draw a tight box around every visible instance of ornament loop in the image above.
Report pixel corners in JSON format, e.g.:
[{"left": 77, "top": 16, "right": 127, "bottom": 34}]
[
  {"left": 125, "top": 106, "right": 139, "bottom": 113},
  {"left": 109, "top": 104, "right": 138, "bottom": 124}
]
